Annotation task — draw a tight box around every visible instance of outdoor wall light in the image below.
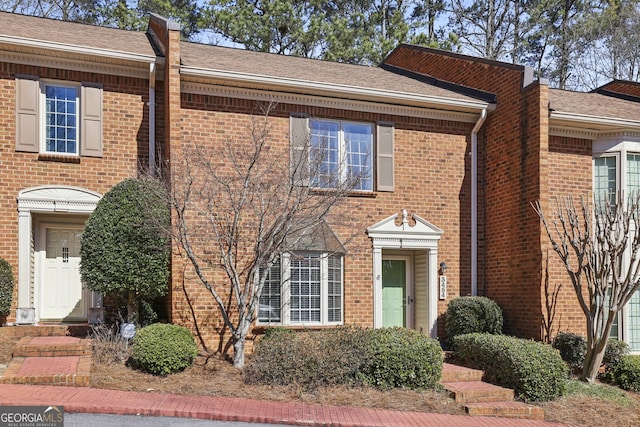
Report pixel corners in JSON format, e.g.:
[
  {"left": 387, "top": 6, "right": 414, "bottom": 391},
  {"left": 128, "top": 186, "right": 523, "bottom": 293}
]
[{"left": 439, "top": 262, "right": 448, "bottom": 275}]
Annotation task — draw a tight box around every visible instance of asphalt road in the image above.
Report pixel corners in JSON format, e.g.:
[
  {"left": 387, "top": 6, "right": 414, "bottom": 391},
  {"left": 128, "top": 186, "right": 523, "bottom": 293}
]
[{"left": 65, "top": 413, "right": 288, "bottom": 427}]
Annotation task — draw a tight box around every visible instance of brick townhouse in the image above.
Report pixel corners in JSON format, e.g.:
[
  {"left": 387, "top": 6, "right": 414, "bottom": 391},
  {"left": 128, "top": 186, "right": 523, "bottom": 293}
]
[{"left": 0, "top": 11, "right": 638, "bottom": 354}]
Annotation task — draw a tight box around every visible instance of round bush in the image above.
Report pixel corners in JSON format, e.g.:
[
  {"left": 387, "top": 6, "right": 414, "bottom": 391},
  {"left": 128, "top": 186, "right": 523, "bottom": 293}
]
[
  {"left": 0, "top": 258, "right": 14, "bottom": 318},
  {"left": 131, "top": 323, "right": 198, "bottom": 376},
  {"left": 446, "top": 296, "right": 503, "bottom": 341},
  {"left": 360, "top": 327, "right": 443, "bottom": 390},
  {"left": 552, "top": 331, "right": 586, "bottom": 372},
  {"left": 603, "top": 339, "right": 630, "bottom": 369}
]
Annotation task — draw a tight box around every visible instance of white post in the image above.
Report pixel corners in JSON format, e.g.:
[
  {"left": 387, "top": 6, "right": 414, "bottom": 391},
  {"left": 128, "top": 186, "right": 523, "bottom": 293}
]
[
  {"left": 17, "top": 209, "right": 33, "bottom": 320},
  {"left": 373, "top": 247, "right": 382, "bottom": 328},
  {"left": 428, "top": 249, "right": 439, "bottom": 338}
]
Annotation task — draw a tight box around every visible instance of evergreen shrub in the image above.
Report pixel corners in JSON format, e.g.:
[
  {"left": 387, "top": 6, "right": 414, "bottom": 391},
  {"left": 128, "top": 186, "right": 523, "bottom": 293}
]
[
  {"left": 131, "top": 323, "right": 198, "bottom": 376},
  {"left": 454, "top": 333, "right": 567, "bottom": 402},
  {"left": 0, "top": 258, "right": 13, "bottom": 318},
  {"left": 445, "top": 296, "right": 503, "bottom": 341},
  {"left": 246, "top": 327, "right": 443, "bottom": 390},
  {"left": 607, "top": 355, "right": 640, "bottom": 392}
]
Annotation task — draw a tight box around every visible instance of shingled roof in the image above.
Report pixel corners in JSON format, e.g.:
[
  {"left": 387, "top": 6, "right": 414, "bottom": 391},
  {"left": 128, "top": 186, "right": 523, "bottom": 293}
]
[
  {"left": 549, "top": 88, "right": 640, "bottom": 124},
  {"left": 180, "top": 41, "right": 488, "bottom": 108},
  {"left": 0, "top": 11, "right": 155, "bottom": 59}
]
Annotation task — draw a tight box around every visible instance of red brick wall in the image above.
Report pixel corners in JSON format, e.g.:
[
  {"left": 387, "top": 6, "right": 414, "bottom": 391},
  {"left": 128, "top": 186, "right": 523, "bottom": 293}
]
[
  {"left": 385, "top": 46, "right": 549, "bottom": 338},
  {"left": 171, "top": 93, "right": 474, "bottom": 351},
  {"left": 0, "top": 62, "right": 148, "bottom": 322},
  {"left": 544, "top": 136, "right": 593, "bottom": 337},
  {"left": 598, "top": 81, "right": 640, "bottom": 98}
]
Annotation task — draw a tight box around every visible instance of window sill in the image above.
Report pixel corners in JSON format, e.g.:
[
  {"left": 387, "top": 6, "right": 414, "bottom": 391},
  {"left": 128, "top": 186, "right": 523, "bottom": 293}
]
[
  {"left": 310, "top": 188, "right": 377, "bottom": 198},
  {"left": 38, "top": 154, "right": 81, "bottom": 164},
  {"left": 253, "top": 323, "right": 343, "bottom": 334}
]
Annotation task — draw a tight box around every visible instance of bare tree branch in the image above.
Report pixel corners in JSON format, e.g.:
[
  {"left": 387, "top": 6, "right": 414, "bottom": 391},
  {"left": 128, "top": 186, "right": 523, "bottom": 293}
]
[
  {"left": 166, "top": 103, "right": 362, "bottom": 368},
  {"left": 533, "top": 193, "right": 640, "bottom": 382}
]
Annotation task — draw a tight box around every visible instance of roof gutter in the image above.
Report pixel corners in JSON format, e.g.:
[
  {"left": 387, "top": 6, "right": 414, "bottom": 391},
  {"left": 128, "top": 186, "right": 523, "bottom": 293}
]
[
  {"left": 181, "top": 66, "right": 490, "bottom": 112},
  {"left": 0, "top": 35, "right": 156, "bottom": 64},
  {"left": 471, "top": 108, "right": 488, "bottom": 296},
  {"left": 550, "top": 111, "right": 640, "bottom": 129}
]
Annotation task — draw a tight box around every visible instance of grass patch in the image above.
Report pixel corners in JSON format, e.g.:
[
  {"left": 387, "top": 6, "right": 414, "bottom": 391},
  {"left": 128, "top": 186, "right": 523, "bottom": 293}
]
[{"left": 565, "top": 379, "right": 636, "bottom": 406}]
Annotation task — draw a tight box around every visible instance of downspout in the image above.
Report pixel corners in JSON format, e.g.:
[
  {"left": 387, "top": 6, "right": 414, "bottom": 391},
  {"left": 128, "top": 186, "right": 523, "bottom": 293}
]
[
  {"left": 148, "top": 62, "right": 157, "bottom": 175},
  {"left": 471, "top": 108, "right": 487, "bottom": 296}
]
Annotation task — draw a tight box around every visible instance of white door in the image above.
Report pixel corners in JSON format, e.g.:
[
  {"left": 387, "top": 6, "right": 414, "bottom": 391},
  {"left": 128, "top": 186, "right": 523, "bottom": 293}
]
[{"left": 41, "top": 227, "right": 86, "bottom": 320}]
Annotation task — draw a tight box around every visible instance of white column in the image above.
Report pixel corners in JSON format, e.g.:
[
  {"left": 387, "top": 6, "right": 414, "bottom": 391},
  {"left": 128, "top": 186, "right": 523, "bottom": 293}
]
[
  {"left": 428, "top": 249, "right": 439, "bottom": 338},
  {"left": 372, "top": 247, "right": 382, "bottom": 328},
  {"left": 17, "top": 209, "right": 32, "bottom": 310}
]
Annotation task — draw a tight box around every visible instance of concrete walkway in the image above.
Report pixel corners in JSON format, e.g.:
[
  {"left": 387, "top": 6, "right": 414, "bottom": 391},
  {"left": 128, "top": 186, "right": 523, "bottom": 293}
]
[{"left": 0, "top": 384, "right": 575, "bottom": 427}]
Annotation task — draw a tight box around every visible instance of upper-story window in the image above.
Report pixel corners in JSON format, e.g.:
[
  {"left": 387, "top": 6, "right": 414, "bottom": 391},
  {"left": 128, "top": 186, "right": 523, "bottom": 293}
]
[
  {"left": 290, "top": 115, "right": 394, "bottom": 193},
  {"left": 309, "top": 119, "right": 373, "bottom": 191},
  {"left": 44, "top": 84, "right": 79, "bottom": 155},
  {"left": 15, "top": 75, "right": 103, "bottom": 158}
]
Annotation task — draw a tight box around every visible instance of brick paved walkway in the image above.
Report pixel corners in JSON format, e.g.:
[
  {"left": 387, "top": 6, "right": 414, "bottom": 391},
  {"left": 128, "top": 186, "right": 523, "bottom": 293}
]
[
  {"left": 17, "top": 356, "right": 80, "bottom": 375},
  {"left": 0, "top": 384, "right": 575, "bottom": 427}
]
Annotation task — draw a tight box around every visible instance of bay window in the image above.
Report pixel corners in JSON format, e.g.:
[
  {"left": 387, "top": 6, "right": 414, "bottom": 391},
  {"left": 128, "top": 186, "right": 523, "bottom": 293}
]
[
  {"left": 594, "top": 145, "right": 640, "bottom": 352},
  {"left": 258, "top": 252, "right": 343, "bottom": 325}
]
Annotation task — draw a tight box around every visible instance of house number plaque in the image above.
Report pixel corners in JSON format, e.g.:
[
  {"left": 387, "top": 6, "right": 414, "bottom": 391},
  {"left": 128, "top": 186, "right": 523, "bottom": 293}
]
[{"left": 439, "top": 276, "right": 447, "bottom": 300}]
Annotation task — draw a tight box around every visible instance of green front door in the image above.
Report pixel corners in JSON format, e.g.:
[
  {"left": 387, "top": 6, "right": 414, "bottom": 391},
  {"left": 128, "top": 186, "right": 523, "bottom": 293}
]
[{"left": 382, "top": 259, "right": 406, "bottom": 327}]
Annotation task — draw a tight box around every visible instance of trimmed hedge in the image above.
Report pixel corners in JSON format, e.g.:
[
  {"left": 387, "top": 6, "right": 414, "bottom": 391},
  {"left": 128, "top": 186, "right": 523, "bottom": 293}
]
[
  {"left": 131, "top": 323, "right": 198, "bottom": 376},
  {"left": 245, "top": 327, "right": 442, "bottom": 390},
  {"left": 245, "top": 327, "right": 371, "bottom": 387},
  {"left": 453, "top": 333, "right": 567, "bottom": 402},
  {"left": 0, "top": 258, "right": 14, "bottom": 318},
  {"left": 445, "top": 296, "right": 503, "bottom": 341},
  {"left": 359, "top": 327, "right": 443, "bottom": 390},
  {"left": 607, "top": 355, "right": 640, "bottom": 392}
]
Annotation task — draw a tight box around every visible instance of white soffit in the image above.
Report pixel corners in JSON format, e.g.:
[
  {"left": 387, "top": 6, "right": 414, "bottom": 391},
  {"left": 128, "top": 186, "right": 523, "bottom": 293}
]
[
  {"left": 181, "top": 81, "right": 482, "bottom": 123},
  {"left": 550, "top": 111, "right": 640, "bottom": 139}
]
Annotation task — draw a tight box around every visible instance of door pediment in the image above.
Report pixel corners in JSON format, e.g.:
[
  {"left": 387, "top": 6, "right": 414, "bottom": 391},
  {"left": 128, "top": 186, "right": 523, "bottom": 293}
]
[
  {"left": 367, "top": 209, "right": 442, "bottom": 249},
  {"left": 18, "top": 186, "right": 102, "bottom": 213}
]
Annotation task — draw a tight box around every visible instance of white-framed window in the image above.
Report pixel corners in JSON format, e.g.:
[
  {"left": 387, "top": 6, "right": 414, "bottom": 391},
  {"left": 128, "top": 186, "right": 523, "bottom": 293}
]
[
  {"left": 258, "top": 252, "right": 343, "bottom": 326},
  {"left": 594, "top": 142, "right": 640, "bottom": 352},
  {"left": 43, "top": 82, "right": 79, "bottom": 155},
  {"left": 15, "top": 75, "right": 103, "bottom": 157},
  {"left": 309, "top": 119, "right": 373, "bottom": 191}
]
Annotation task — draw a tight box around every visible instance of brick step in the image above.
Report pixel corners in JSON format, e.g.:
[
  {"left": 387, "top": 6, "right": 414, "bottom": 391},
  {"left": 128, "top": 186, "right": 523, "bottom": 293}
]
[
  {"left": 441, "top": 363, "right": 484, "bottom": 383},
  {"left": 0, "top": 325, "right": 89, "bottom": 339},
  {"left": 465, "top": 401, "right": 544, "bottom": 420},
  {"left": 442, "top": 381, "right": 514, "bottom": 404},
  {"left": 0, "top": 356, "right": 91, "bottom": 387},
  {"left": 12, "top": 336, "right": 92, "bottom": 357}
]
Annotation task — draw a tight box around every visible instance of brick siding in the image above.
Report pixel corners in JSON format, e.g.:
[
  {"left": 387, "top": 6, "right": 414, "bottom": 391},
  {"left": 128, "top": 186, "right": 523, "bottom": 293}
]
[
  {"left": 385, "top": 46, "right": 549, "bottom": 339},
  {"left": 171, "top": 93, "right": 475, "bottom": 350},
  {"left": 0, "top": 62, "right": 148, "bottom": 323}
]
